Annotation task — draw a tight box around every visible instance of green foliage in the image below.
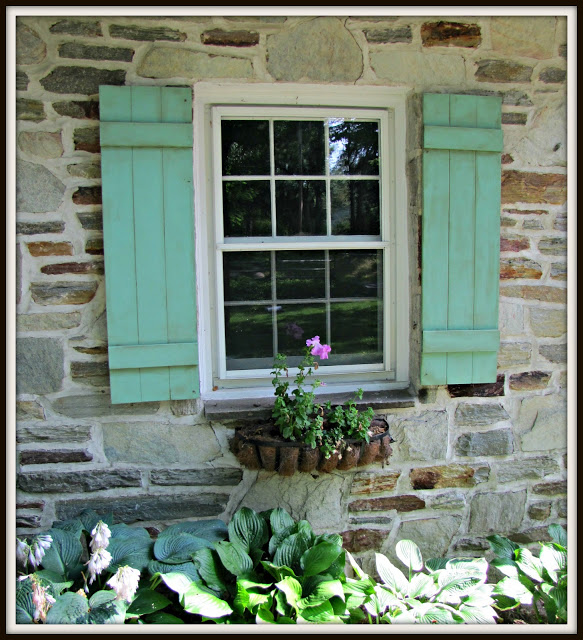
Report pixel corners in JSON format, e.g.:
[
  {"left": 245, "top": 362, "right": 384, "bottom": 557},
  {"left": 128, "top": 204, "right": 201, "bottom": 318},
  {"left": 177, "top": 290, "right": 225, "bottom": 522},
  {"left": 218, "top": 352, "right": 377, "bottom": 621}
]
[{"left": 487, "top": 524, "right": 567, "bottom": 623}]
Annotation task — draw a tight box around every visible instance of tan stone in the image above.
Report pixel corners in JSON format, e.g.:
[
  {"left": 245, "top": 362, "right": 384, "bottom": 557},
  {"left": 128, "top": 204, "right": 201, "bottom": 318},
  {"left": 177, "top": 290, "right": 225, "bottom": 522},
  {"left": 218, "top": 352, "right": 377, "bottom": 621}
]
[
  {"left": 351, "top": 471, "right": 401, "bottom": 495},
  {"left": 518, "top": 395, "right": 567, "bottom": 451},
  {"left": 18, "top": 132, "right": 63, "bottom": 159},
  {"left": 27, "top": 241, "right": 73, "bottom": 257},
  {"left": 16, "top": 401, "right": 45, "bottom": 421},
  {"left": 529, "top": 308, "right": 566, "bottom": 338},
  {"left": 500, "top": 258, "right": 542, "bottom": 280},
  {"left": 490, "top": 17, "right": 557, "bottom": 59},
  {"left": 498, "top": 342, "right": 531, "bottom": 368},
  {"left": 371, "top": 50, "right": 465, "bottom": 85},
  {"left": 500, "top": 285, "right": 567, "bottom": 304},
  {"left": 501, "top": 171, "right": 567, "bottom": 205},
  {"left": 17, "top": 312, "right": 82, "bottom": 332},
  {"left": 499, "top": 302, "right": 524, "bottom": 336},
  {"left": 409, "top": 464, "right": 487, "bottom": 490}
]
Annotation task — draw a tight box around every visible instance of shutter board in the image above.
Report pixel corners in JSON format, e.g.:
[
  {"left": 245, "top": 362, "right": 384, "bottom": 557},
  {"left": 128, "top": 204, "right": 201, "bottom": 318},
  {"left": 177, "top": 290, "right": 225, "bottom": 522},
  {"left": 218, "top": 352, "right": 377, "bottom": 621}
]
[
  {"left": 421, "top": 94, "right": 502, "bottom": 385},
  {"left": 100, "top": 86, "right": 199, "bottom": 403}
]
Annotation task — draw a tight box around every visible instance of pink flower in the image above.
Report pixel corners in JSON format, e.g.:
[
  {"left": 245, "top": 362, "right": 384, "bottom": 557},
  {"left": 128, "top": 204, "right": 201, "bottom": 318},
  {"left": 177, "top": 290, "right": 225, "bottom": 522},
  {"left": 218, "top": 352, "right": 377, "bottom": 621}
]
[
  {"left": 306, "top": 336, "right": 320, "bottom": 347},
  {"left": 306, "top": 336, "right": 331, "bottom": 360}
]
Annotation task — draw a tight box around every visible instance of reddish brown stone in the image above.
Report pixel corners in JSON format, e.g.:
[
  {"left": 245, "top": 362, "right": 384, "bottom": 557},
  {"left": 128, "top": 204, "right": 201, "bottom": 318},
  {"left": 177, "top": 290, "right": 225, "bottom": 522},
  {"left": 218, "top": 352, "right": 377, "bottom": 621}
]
[
  {"left": 85, "top": 238, "right": 104, "bottom": 255},
  {"left": 410, "top": 464, "right": 481, "bottom": 490},
  {"left": 501, "top": 171, "right": 567, "bottom": 205},
  {"left": 501, "top": 154, "right": 514, "bottom": 165},
  {"left": 447, "top": 374, "right": 505, "bottom": 398},
  {"left": 500, "top": 258, "right": 542, "bottom": 280},
  {"left": 421, "top": 21, "right": 481, "bottom": 47},
  {"left": 41, "top": 261, "right": 104, "bottom": 275},
  {"left": 201, "top": 29, "right": 259, "bottom": 46},
  {"left": 500, "top": 235, "right": 530, "bottom": 252},
  {"left": 16, "top": 501, "right": 45, "bottom": 509},
  {"left": 341, "top": 528, "right": 386, "bottom": 553},
  {"left": 27, "top": 241, "right": 73, "bottom": 257},
  {"left": 499, "top": 285, "right": 566, "bottom": 304},
  {"left": 20, "top": 449, "right": 93, "bottom": 465},
  {"left": 73, "top": 345, "right": 108, "bottom": 355},
  {"left": 503, "top": 208, "right": 548, "bottom": 215},
  {"left": 349, "top": 495, "right": 426, "bottom": 513},
  {"left": 509, "top": 371, "right": 551, "bottom": 391},
  {"left": 73, "top": 186, "right": 102, "bottom": 205}
]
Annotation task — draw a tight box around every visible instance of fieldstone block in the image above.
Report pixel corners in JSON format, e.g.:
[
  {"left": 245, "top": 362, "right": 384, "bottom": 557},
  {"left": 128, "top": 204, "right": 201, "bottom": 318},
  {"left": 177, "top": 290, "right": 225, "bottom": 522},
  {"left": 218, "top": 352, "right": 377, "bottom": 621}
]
[
  {"left": 509, "top": 527, "right": 552, "bottom": 544},
  {"left": 395, "top": 516, "right": 462, "bottom": 562},
  {"left": 469, "top": 490, "right": 527, "bottom": 534},
  {"left": 349, "top": 495, "right": 425, "bottom": 513},
  {"left": 341, "top": 528, "right": 386, "bottom": 553},
  {"left": 40, "top": 67, "right": 126, "bottom": 95},
  {"left": 73, "top": 186, "right": 102, "bottom": 205},
  {"left": 17, "top": 161, "right": 65, "bottom": 213},
  {"left": 519, "top": 395, "right": 567, "bottom": 452},
  {"left": 18, "top": 132, "right": 63, "bottom": 159},
  {"left": 410, "top": 464, "right": 488, "bottom": 490},
  {"left": 500, "top": 285, "right": 566, "bottom": 304},
  {"left": 453, "top": 538, "right": 490, "bottom": 552},
  {"left": 49, "top": 20, "right": 102, "bottom": 36},
  {"left": 475, "top": 60, "right": 533, "bottom": 83},
  {"left": 27, "top": 241, "right": 73, "bottom": 257},
  {"left": 501, "top": 171, "right": 566, "bottom": 205},
  {"left": 53, "top": 100, "right": 100, "bottom": 120},
  {"left": 421, "top": 21, "right": 481, "bottom": 47},
  {"left": 498, "top": 342, "right": 532, "bottom": 368},
  {"left": 72, "top": 344, "right": 108, "bottom": 356},
  {"left": 17, "top": 221, "right": 65, "bottom": 235},
  {"left": 76, "top": 211, "right": 103, "bottom": 230},
  {"left": 364, "top": 27, "right": 412, "bottom": 43},
  {"left": 504, "top": 207, "right": 548, "bottom": 216},
  {"left": 68, "top": 163, "right": 101, "bottom": 179},
  {"left": 51, "top": 394, "right": 159, "bottom": 418},
  {"left": 554, "top": 212, "right": 567, "bottom": 232},
  {"left": 550, "top": 263, "right": 567, "bottom": 281},
  {"left": 17, "top": 501, "right": 45, "bottom": 509},
  {"left": 16, "top": 22, "right": 46, "bottom": 65},
  {"left": 71, "top": 361, "right": 109, "bottom": 380},
  {"left": 17, "top": 424, "right": 91, "bottom": 444},
  {"left": 539, "top": 344, "right": 567, "bottom": 364},
  {"left": 556, "top": 498, "right": 567, "bottom": 518},
  {"left": 56, "top": 493, "right": 228, "bottom": 524},
  {"left": 150, "top": 468, "right": 243, "bottom": 486},
  {"left": 201, "top": 29, "right": 259, "bottom": 46},
  {"left": 16, "top": 99, "right": 45, "bottom": 122},
  {"left": 17, "top": 515, "right": 42, "bottom": 529},
  {"left": 448, "top": 375, "right": 505, "bottom": 398},
  {"left": 428, "top": 491, "right": 467, "bottom": 511},
  {"left": 502, "top": 113, "right": 528, "bottom": 125},
  {"left": 30, "top": 281, "right": 98, "bottom": 305},
  {"left": 16, "top": 243, "right": 22, "bottom": 304},
  {"left": 390, "top": 411, "right": 448, "bottom": 462},
  {"left": 102, "top": 422, "right": 221, "bottom": 465},
  {"left": 539, "top": 68, "right": 566, "bottom": 84},
  {"left": 502, "top": 90, "right": 534, "bottom": 106},
  {"left": 538, "top": 237, "right": 567, "bottom": 256},
  {"left": 528, "top": 502, "right": 551, "bottom": 520},
  {"left": 508, "top": 371, "right": 551, "bottom": 391},
  {"left": 16, "top": 338, "right": 64, "bottom": 394},
  {"left": 73, "top": 129, "right": 101, "bottom": 154},
  {"left": 501, "top": 235, "right": 530, "bottom": 252},
  {"left": 496, "top": 456, "right": 560, "bottom": 483},
  {"left": 17, "top": 70, "right": 29, "bottom": 90},
  {"left": 58, "top": 42, "right": 134, "bottom": 62},
  {"left": 110, "top": 24, "right": 186, "bottom": 41},
  {"left": 499, "top": 302, "right": 524, "bottom": 335},
  {"left": 18, "top": 312, "right": 82, "bottom": 332},
  {"left": 454, "top": 403, "right": 509, "bottom": 426},
  {"left": 523, "top": 220, "right": 544, "bottom": 230},
  {"left": 371, "top": 50, "right": 465, "bottom": 85},
  {"left": 490, "top": 17, "right": 556, "bottom": 59},
  {"left": 16, "top": 401, "right": 45, "bottom": 421},
  {"left": 349, "top": 515, "right": 393, "bottom": 526},
  {"left": 41, "top": 261, "right": 104, "bottom": 276},
  {"left": 20, "top": 449, "right": 92, "bottom": 465},
  {"left": 500, "top": 258, "right": 542, "bottom": 280},
  {"left": 529, "top": 308, "right": 566, "bottom": 338},
  {"left": 85, "top": 239, "right": 104, "bottom": 255},
  {"left": 18, "top": 469, "right": 141, "bottom": 493},
  {"left": 138, "top": 47, "right": 253, "bottom": 80},
  {"left": 455, "top": 428, "right": 514, "bottom": 457},
  {"left": 267, "top": 18, "right": 363, "bottom": 82},
  {"left": 351, "top": 471, "right": 401, "bottom": 495}
]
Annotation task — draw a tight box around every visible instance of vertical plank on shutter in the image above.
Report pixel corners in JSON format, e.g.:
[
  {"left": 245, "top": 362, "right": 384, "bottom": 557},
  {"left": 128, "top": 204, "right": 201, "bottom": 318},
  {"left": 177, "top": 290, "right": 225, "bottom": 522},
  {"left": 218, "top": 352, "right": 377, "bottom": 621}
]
[
  {"left": 446, "top": 95, "right": 476, "bottom": 384},
  {"left": 100, "top": 88, "right": 142, "bottom": 403},
  {"left": 421, "top": 94, "right": 450, "bottom": 384},
  {"left": 474, "top": 96, "right": 502, "bottom": 382}
]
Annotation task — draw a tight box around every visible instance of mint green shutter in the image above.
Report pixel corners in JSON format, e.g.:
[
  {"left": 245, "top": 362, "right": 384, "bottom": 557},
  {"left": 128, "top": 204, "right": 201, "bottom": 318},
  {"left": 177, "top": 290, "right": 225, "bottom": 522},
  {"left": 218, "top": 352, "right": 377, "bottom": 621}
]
[
  {"left": 99, "top": 86, "right": 199, "bottom": 403},
  {"left": 421, "top": 94, "right": 502, "bottom": 385}
]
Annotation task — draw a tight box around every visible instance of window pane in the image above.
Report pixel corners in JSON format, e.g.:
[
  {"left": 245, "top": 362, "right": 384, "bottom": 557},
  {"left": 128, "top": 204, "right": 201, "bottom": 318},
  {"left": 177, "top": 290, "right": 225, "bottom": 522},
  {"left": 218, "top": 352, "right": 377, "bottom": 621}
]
[
  {"left": 329, "top": 120, "right": 379, "bottom": 175},
  {"left": 222, "top": 120, "right": 270, "bottom": 176},
  {"left": 276, "top": 180, "right": 326, "bottom": 236},
  {"left": 276, "top": 251, "right": 325, "bottom": 300},
  {"left": 224, "top": 252, "right": 271, "bottom": 302},
  {"left": 223, "top": 180, "right": 271, "bottom": 237},
  {"left": 274, "top": 121, "right": 325, "bottom": 175},
  {"left": 225, "top": 304, "right": 273, "bottom": 370},
  {"left": 277, "top": 304, "right": 327, "bottom": 359},
  {"left": 330, "top": 250, "right": 382, "bottom": 298},
  {"left": 327, "top": 301, "right": 383, "bottom": 365},
  {"left": 331, "top": 180, "right": 380, "bottom": 235}
]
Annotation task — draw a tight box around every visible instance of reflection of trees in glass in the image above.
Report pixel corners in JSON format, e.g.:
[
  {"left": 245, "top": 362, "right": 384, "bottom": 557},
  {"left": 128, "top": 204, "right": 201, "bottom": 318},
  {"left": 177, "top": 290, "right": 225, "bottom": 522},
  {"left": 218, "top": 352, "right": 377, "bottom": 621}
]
[
  {"left": 222, "top": 121, "right": 270, "bottom": 176},
  {"left": 330, "top": 301, "right": 383, "bottom": 356},
  {"left": 223, "top": 181, "right": 271, "bottom": 237},
  {"left": 225, "top": 305, "right": 273, "bottom": 361},
  {"left": 276, "top": 251, "right": 326, "bottom": 300},
  {"left": 330, "top": 250, "right": 381, "bottom": 298},
  {"left": 276, "top": 181, "right": 326, "bottom": 236},
  {"left": 329, "top": 121, "right": 379, "bottom": 175},
  {"left": 331, "top": 180, "right": 380, "bottom": 235},
  {"left": 277, "top": 304, "right": 326, "bottom": 356},
  {"left": 274, "top": 121, "right": 325, "bottom": 175},
  {"left": 223, "top": 252, "right": 271, "bottom": 302}
]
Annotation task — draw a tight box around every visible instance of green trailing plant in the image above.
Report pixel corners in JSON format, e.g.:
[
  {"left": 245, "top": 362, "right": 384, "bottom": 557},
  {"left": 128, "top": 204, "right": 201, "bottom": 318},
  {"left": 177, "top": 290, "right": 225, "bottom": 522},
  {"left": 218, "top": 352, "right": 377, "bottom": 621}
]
[
  {"left": 344, "top": 541, "right": 500, "bottom": 624},
  {"left": 487, "top": 524, "right": 567, "bottom": 624},
  {"left": 271, "top": 336, "right": 375, "bottom": 459}
]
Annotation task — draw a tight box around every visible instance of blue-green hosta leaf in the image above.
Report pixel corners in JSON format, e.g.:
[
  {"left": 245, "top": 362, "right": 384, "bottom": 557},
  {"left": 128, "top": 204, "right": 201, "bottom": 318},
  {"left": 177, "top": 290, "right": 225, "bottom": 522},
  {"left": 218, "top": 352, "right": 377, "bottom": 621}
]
[
  {"left": 181, "top": 582, "right": 233, "bottom": 619},
  {"left": 148, "top": 560, "right": 200, "bottom": 583},
  {"left": 227, "top": 507, "right": 268, "bottom": 554},
  {"left": 491, "top": 557, "right": 519, "bottom": 578},
  {"left": 158, "top": 519, "right": 227, "bottom": 544},
  {"left": 455, "top": 604, "right": 498, "bottom": 624},
  {"left": 296, "top": 520, "right": 314, "bottom": 545},
  {"left": 107, "top": 537, "right": 153, "bottom": 572},
  {"left": 260, "top": 561, "right": 297, "bottom": 582},
  {"left": 268, "top": 525, "right": 295, "bottom": 557},
  {"left": 215, "top": 540, "right": 253, "bottom": 576},
  {"left": 275, "top": 576, "right": 302, "bottom": 611},
  {"left": 51, "top": 518, "right": 84, "bottom": 538},
  {"left": 299, "top": 579, "right": 344, "bottom": 608},
  {"left": 273, "top": 533, "right": 309, "bottom": 572},
  {"left": 375, "top": 553, "right": 409, "bottom": 596},
  {"left": 492, "top": 577, "right": 533, "bottom": 605},
  {"left": 79, "top": 509, "right": 113, "bottom": 534},
  {"left": 45, "top": 592, "right": 90, "bottom": 624},
  {"left": 548, "top": 524, "right": 567, "bottom": 548},
  {"left": 515, "top": 548, "right": 544, "bottom": 583},
  {"left": 33, "top": 570, "right": 74, "bottom": 596},
  {"left": 424, "top": 557, "right": 448, "bottom": 573},
  {"left": 126, "top": 589, "right": 171, "bottom": 617},
  {"left": 110, "top": 523, "right": 151, "bottom": 540},
  {"left": 395, "top": 539, "right": 423, "bottom": 572},
  {"left": 154, "top": 532, "right": 213, "bottom": 564},
  {"left": 300, "top": 541, "right": 342, "bottom": 577},
  {"left": 269, "top": 508, "right": 295, "bottom": 536},
  {"left": 41, "top": 528, "right": 83, "bottom": 579},
  {"left": 143, "top": 612, "right": 185, "bottom": 624},
  {"left": 16, "top": 579, "right": 35, "bottom": 623},
  {"left": 487, "top": 534, "right": 520, "bottom": 560},
  {"left": 88, "top": 591, "right": 126, "bottom": 624},
  {"left": 192, "top": 548, "right": 227, "bottom": 594},
  {"left": 408, "top": 572, "right": 437, "bottom": 599}
]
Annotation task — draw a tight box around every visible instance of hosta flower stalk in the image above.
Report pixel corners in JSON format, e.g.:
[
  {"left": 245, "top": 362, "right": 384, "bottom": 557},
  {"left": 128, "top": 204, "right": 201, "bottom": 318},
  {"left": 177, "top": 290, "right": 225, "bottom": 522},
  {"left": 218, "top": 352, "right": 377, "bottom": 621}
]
[{"left": 107, "top": 566, "right": 141, "bottom": 602}]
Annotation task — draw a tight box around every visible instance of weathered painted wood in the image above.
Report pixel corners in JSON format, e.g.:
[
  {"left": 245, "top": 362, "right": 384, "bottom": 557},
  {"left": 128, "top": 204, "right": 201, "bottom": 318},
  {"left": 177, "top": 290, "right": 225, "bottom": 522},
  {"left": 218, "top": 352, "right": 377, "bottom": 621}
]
[
  {"left": 423, "top": 330, "right": 500, "bottom": 353},
  {"left": 424, "top": 125, "right": 503, "bottom": 152},
  {"left": 100, "top": 122, "right": 193, "bottom": 148},
  {"left": 109, "top": 343, "right": 198, "bottom": 369}
]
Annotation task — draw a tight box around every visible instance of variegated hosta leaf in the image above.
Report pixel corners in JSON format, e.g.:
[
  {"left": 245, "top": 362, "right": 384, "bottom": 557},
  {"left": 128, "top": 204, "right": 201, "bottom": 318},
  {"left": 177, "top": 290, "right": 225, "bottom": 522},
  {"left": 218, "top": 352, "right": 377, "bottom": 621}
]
[
  {"left": 436, "top": 575, "right": 482, "bottom": 604},
  {"left": 445, "top": 557, "right": 488, "bottom": 577},
  {"left": 539, "top": 543, "right": 567, "bottom": 579},
  {"left": 548, "top": 524, "right": 567, "bottom": 548},
  {"left": 455, "top": 604, "right": 498, "bottom": 624},
  {"left": 408, "top": 572, "right": 437, "bottom": 599},
  {"left": 346, "top": 551, "right": 368, "bottom": 580},
  {"left": 492, "top": 577, "right": 533, "bottom": 605},
  {"left": 491, "top": 557, "right": 519, "bottom": 578},
  {"left": 486, "top": 534, "right": 520, "bottom": 560},
  {"left": 424, "top": 557, "right": 448, "bottom": 573},
  {"left": 395, "top": 540, "right": 423, "bottom": 572},
  {"left": 515, "top": 548, "right": 544, "bottom": 583},
  {"left": 375, "top": 553, "right": 409, "bottom": 596}
]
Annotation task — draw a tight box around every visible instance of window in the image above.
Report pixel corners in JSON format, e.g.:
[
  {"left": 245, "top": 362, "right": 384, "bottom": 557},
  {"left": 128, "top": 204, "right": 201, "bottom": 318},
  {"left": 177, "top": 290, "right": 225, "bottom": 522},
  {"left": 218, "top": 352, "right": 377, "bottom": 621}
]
[{"left": 194, "top": 84, "right": 410, "bottom": 399}]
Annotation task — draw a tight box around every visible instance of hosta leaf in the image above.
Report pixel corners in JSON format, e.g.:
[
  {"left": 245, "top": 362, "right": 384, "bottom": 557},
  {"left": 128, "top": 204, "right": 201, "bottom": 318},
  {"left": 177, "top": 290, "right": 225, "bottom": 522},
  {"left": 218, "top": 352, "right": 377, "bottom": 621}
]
[
  {"left": 492, "top": 577, "right": 533, "bottom": 605},
  {"left": 192, "top": 548, "right": 227, "bottom": 594},
  {"left": 446, "top": 557, "right": 488, "bottom": 577},
  {"left": 300, "top": 579, "right": 344, "bottom": 607},
  {"left": 147, "top": 560, "right": 200, "bottom": 582},
  {"left": 416, "top": 606, "right": 455, "bottom": 624},
  {"left": 296, "top": 520, "right": 315, "bottom": 545},
  {"left": 33, "top": 570, "right": 74, "bottom": 596},
  {"left": 275, "top": 576, "right": 302, "bottom": 611},
  {"left": 395, "top": 540, "right": 423, "bottom": 572},
  {"left": 88, "top": 592, "right": 126, "bottom": 624},
  {"left": 548, "top": 524, "right": 567, "bottom": 548},
  {"left": 16, "top": 579, "right": 35, "bottom": 622},
  {"left": 491, "top": 557, "right": 519, "bottom": 578},
  {"left": 126, "top": 589, "right": 171, "bottom": 617},
  {"left": 79, "top": 509, "right": 113, "bottom": 534},
  {"left": 260, "top": 561, "right": 297, "bottom": 582},
  {"left": 143, "top": 612, "right": 184, "bottom": 624},
  {"left": 181, "top": 582, "right": 232, "bottom": 619},
  {"left": 375, "top": 553, "right": 409, "bottom": 595},
  {"left": 268, "top": 525, "right": 295, "bottom": 557},
  {"left": 313, "top": 533, "right": 343, "bottom": 548},
  {"left": 255, "top": 608, "right": 275, "bottom": 624},
  {"left": 515, "top": 548, "right": 544, "bottom": 583},
  {"left": 343, "top": 576, "right": 376, "bottom": 596},
  {"left": 300, "top": 542, "right": 342, "bottom": 577},
  {"left": 346, "top": 551, "right": 368, "bottom": 580},
  {"left": 373, "top": 585, "right": 402, "bottom": 613},
  {"left": 388, "top": 609, "right": 417, "bottom": 624},
  {"left": 215, "top": 540, "right": 253, "bottom": 577},
  {"left": 110, "top": 523, "right": 151, "bottom": 540},
  {"left": 436, "top": 575, "right": 482, "bottom": 603},
  {"left": 273, "top": 533, "right": 309, "bottom": 572},
  {"left": 158, "top": 520, "right": 227, "bottom": 544},
  {"left": 45, "top": 592, "right": 89, "bottom": 624},
  {"left": 299, "top": 600, "right": 336, "bottom": 623},
  {"left": 540, "top": 544, "right": 566, "bottom": 579},
  {"left": 491, "top": 594, "right": 521, "bottom": 611},
  {"left": 233, "top": 581, "right": 272, "bottom": 615},
  {"left": 51, "top": 518, "right": 84, "bottom": 538},
  {"left": 425, "top": 557, "right": 448, "bottom": 573},
  {"left": 154, "top": 532, "right": 213, "bottom": 564},
  {"left": 408, "top": 572, "right": 437, "bottom": 599},
  {"left": 108, "top": 537, "right": 153, "bottom": 572},
  {"left": 159, "top": 571, "right": 206, "bottom": 598},
  {"left": 269, "top": 508, "right": 295, "bottom": 536},
  {"left": 486, "top": 534, "right": 520, "bottom": 560},
  {"left": 455, "top": 604, "right": 498, "bottom": 624},
  {"left": 227, "top": 507, "right": 268, "bottom": 554},
  {"left": 41, "top": 528, "right": 83, "bottom": 579}
]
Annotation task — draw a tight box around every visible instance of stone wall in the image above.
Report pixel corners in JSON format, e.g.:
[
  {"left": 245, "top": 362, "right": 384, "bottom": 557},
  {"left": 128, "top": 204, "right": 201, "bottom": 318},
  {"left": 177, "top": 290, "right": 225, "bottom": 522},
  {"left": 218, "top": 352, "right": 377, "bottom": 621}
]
[{"left": 15, "top": 14, "right": 567, "bottom": 567}]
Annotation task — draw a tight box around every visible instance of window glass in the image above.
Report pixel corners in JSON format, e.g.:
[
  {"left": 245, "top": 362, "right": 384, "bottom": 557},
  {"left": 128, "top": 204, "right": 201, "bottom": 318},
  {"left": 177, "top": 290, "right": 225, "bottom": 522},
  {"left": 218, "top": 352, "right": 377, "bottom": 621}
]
[
  {"left": 274, "top": 121, "right": 325, "bottom": 175},
  {"left": 222, "top": 120, "right": 270, "bottom": 175}
]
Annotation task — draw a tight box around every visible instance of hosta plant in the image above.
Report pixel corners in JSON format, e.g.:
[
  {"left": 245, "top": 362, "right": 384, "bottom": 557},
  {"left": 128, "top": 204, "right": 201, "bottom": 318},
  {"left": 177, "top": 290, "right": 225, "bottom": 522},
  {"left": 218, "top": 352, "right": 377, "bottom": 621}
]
[
  {"left": 487, "top": 524, "right": 567, "bottom": 624},
  {"left": 344, "top": 540, "right": 500, "bottom": 624}
]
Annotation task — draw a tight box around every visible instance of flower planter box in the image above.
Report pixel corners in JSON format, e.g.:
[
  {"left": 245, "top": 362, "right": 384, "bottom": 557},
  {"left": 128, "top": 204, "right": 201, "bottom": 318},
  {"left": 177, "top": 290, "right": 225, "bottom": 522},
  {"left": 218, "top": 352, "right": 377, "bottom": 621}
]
[{"left": 230, "top": 418, "right": 393, "bottom": 476}]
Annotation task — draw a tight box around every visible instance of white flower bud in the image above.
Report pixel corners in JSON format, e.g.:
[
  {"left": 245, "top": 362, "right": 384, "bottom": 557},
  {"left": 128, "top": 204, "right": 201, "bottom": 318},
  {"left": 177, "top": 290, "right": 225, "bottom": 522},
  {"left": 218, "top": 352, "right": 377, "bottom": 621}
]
[
  {"left": 107, "top": 566, "right": 141, "bottom": 603},
  {"left": 16, "top": 538, "right": 30, "bottom": 566},
  {"left": 90, "top": 521, "right": 112, "bottom": 553},
  {"left": 87, "top": 547, "right": 113, "bottom": 584}
]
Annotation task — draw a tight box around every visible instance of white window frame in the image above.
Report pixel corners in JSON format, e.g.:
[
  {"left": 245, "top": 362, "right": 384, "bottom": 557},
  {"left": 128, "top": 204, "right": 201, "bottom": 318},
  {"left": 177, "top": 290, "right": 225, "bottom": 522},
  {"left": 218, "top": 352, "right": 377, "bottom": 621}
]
[{"left": 194, "top": 83, "right": 410, "bottom": 400}]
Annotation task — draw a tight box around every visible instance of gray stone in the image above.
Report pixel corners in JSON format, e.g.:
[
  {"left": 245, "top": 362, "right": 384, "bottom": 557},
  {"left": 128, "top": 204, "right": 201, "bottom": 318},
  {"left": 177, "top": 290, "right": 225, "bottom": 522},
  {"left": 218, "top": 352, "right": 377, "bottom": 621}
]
[
  {"left": 453, "top": 537, "right": 490, "bottom": 552},
  {"left": 498, "top": 342, "right": 532, "bottom": 368},
  {"left": 16, "top": 401, "right": 45, "bottom": 421},
  {"left": 51, "top": 395, "right": 159, "bottom": 418},
  {"left": 18, "top": 469, "right": 142, "bottom": 493},
  {"left": 550, "top": 263, "right": 567, "bottom": 280},
  {"left": 539, "top": 68, "right": 566, "bottom": 84},
  {"left": 20, "top": 449, "right": 92, "bottom": 465},
  {"left": 53, "top": 100, "right": 99, "bottom": 120},
  {"left": 508, "top": 371, "right": 551, "bottom": 391},
  {"left": 170, "top": 399, "right": 200, "bottom": 416},
  {"left": 539, "top": 344, "right": 567, "bottom": 364},
  {"left": 538, "top": 236, "right": 567, "bottom": 256},
  {"left": 17, "top": 312, "right": 82, "bottom": 332},
  {"left": 509, "top": 527, "right": 552, "bottom": 544},
  {"left": 522, "top": 219, "right": 544, "bottom": 230},
  {"left": 68, "top": 164, "right": 101, "bottom": 179},
  {"left": 372, "top": 50, "right": 465, "bottom": 85},
  {"left": 30, "top": 281, "right": 98, "bottom": 305},
  {"left": 556, "top": 498, "right": 567, "bottom": 518},
  {"left": 17, "top": 424, "right": 91, "bottom": 444},
  {"left": 267, "top": 18, "right": 362, "bottom": 82},
  {"left": 529, "top": 308, "right": 566, "bottom": 338},
  {"left": 469, "top": 490, "right": 527, "bottom": 534},
  {"left": 201, "top": 29, "right": 260, "bottom": 47},
  {"left": 16, "top": 71, "right": 29, "bottom": 91},
  {"left": 58, "top": 43, "right": 134, "bottom": 62},
  {"left": 395, "top": 516, "right": 462, "bottom": 562},
  {"left": 16, "top": 22, "right": 46, "bottom": 65},
  {"left": 499, "top": 302, "right": 524, "bottom": 335},
  {"left": 70, "top": 362, "right": 109, "bottom": 386},
  {"left": 364, "top": 27, "right": 412, "bottom": 43},
  {"left": 150, "top": 468, "right": 243, "bottom": 486},
  {"left": 496, "top": 456, "right": 560, "bottom": 483},
  {"left": 390, "top": 411, "right": 448, "bottom": 462},
  {"left": 16, "top": 221, "right": 65, "bottom": 235},
  {"left": 519, "top": 395, "right": 567, "bottom": 452},
  {"left": 502, "top": 112, "right": 528, "bottom": 125},
  {"left": 16, "top": 338, "right": 64, "bottom": 395},
  {"left": 502, "top": 91, "right": 533, "bottom": 107},
  {"left": 454, "top": 403, "right": 510, "bottom": 426},
  {"left": 349, "top": 516, "right": 393, "bottom": 526},
  {"left": 242, "top": 471, "right": 352, "bottom": 533},
  {"left": 138, "top": 47, "right": 253, "bottom": 80},
  {"left": 56, "top": 493, "right": 228, "bottom": 524},
  {"left": 109, "top": 24, "right": 186, "bottom": 41},
  {"left": 102, "top": 422, "right": 221, "bottom": 465},
  {"left": 49, "top": 20, "right": 102, "bottom": 36},
  {"left": 553, "top": 212, "right": 567, "bottom": 231},
  {"left": 18, "top": 131, "right": 63, "bottom": 159},
  {"left": 455, "top": 428, "right": 514, "bottom": 457},
  {"left": 40, "top": 67, "right": 126, "bottom": 95},
  {"left": 73, "top": 128, "right": 101, "bottom": 154},
  {"left": 17, "top": 515, "right": 42, "bottom": 529},
  {"left": 16, "top": 161, "right": 65, "bottom": 213},
  {"left": 16, "top": 99, "right": 45, "bottom": 122},
  {"left": 528, "top": 502, "right": 551, "bottom": 521},
  {"left": 428, "top": 491, "right": 467, "bottom": 511},
  {"left": 475, "top": 60, "right": 533, "bottom": 83},
  {"left": 532, "top": 480, "right": 567, "bottom": 496}
]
